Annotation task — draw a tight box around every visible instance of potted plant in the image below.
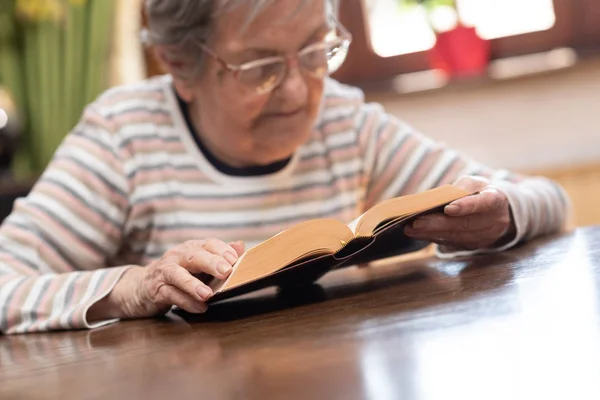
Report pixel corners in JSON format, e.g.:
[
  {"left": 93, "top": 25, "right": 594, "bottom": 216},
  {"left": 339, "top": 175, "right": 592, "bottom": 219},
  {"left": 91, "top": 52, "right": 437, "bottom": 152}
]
[
  {"left": 398, "top": 0, "right": 490, "bottom": 78},
  {"left": 0, "top": 0, "right": 117, "bottom": 178}
]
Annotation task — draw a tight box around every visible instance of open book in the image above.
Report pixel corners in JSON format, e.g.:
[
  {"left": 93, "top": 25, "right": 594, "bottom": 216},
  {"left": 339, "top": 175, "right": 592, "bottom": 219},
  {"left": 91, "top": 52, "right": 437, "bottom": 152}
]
[{"left": 207, "top": 185, "right": 473, "bottom": 303}]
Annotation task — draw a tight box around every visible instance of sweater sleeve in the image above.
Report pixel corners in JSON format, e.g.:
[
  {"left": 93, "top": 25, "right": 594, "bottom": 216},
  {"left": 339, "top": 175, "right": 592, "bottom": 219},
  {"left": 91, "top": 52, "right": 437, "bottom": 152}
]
[
  {"left": 357, "top": 101, "right": 572, "bottom": 256},
  {"left": 0, "top": 106, "right": 133, "bottom": 334}
]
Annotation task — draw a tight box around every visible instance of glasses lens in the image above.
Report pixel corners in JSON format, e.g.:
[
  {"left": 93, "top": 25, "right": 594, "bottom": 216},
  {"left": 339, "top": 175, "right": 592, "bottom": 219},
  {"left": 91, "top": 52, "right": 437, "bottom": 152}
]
[
  {"left": 238, "top": 60, "right": 286, "bottom": 94},
  {"left": 299, "top": 44, "right": 329, "bottom": 77},
  {"left": 326, "top": 39, "right": 349, "bottom": 74},
  {"left": 300, "top": 39, "right": 349, "bottom": 77}
]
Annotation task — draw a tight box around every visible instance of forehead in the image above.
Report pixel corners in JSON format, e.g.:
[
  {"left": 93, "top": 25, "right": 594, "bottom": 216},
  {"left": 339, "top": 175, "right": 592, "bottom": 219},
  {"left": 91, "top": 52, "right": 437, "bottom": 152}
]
[{"left": 212, "top": 0, "right": 328, "bottom": 52}]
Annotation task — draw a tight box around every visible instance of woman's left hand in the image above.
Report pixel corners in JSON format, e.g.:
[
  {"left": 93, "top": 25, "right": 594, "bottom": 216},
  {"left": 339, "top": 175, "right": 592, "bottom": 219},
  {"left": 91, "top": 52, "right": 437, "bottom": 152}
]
[{"left": 404, "top": 176, "right": 516, "bottom": 251}]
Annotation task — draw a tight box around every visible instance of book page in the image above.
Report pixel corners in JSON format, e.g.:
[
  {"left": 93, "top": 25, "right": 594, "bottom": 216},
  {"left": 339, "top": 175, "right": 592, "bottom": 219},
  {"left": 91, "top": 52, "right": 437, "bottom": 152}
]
[
  {"left": 355, "top": 185, "right": 472, "bottom": 237},
  {"left": 347, "top": 212, "right": 365, "bottom": 234},
  {"left": 213, "top": 218, "right": 353, "bottom": 293}
]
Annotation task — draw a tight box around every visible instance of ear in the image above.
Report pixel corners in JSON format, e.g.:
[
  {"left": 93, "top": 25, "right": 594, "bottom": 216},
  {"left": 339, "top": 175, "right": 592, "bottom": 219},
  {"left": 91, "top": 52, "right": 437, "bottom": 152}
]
[
  {"left": 172, "top": 78, "right": 195, "bottom": 102},
  {"left": 152, "top": 46, "right": 196, "bottom": 102}
]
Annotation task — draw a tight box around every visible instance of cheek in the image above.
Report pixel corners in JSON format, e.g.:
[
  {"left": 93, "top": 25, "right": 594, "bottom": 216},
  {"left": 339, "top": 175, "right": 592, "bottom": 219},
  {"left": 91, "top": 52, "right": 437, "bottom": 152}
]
[
  {"left": 230, "top": 94, "right": 269, "bottom": 127},
  {"left": 206, "top": 75, "right": 268, "bottom": 128},
  {"left": 307, "top": 79, "right": 324, "bottom": 114}
]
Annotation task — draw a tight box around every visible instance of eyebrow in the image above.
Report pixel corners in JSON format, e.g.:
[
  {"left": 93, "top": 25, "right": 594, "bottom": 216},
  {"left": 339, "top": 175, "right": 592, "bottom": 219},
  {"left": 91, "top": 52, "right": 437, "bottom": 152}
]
[
  {"left": 300, "top": 22, "right": 332, "bottom": 47},
  {"left": 237, "top": 22, "right": 331, "bottom": 60}
]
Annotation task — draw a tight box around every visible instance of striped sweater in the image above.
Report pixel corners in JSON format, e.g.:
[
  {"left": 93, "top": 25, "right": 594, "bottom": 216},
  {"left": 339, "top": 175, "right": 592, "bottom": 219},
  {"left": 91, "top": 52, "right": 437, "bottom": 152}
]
[{"left": 0, "top": 75, "right": 570, "bottom": 334}]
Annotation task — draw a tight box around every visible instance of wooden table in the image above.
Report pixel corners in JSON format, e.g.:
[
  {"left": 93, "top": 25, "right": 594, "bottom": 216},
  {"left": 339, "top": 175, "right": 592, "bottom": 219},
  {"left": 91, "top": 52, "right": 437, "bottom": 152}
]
[{"left": 2, "top": 227, "right": 600, "bottom": 400}]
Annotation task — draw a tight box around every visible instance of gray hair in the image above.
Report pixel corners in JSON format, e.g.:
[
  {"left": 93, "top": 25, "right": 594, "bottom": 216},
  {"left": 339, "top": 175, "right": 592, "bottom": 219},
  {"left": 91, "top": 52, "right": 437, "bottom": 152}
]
[{"left": 142, "top": 0, "right": 337, "bottom": 78}]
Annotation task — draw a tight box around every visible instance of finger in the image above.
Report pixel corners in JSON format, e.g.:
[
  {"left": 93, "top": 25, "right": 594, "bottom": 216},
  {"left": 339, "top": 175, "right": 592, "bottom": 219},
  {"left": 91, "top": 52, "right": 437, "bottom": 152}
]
[
  {"left": 408, "top": 213, "right": 495, "bottom": 232},
  {"left": 180, "top": 239, "right": 238, "bottom": 279},
  {"left": 444, "top": 188, "right": 507, "bottom": 217},
  {"left": 180, "top": 249, "right": 232, "bottom": 280},
  {"left": 200, "top": 238, "right": 240, "bottom": 265},
  {"left": 228, "top": 241, "right": 246, "bottom": 257},
  {"left": 155, "top": 284, "right": 208, "bottom": 314},
  {"left": 162, "top": 265, "right": 213, "bottom": 301}
]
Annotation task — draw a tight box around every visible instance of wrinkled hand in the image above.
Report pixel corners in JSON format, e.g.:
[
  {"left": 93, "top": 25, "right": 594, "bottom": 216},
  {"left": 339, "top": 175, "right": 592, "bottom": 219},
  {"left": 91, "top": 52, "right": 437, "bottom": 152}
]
[
  {"left": 404, "top": 176, "right": 516, "bottom": 251},
  {"left": 89, "top": 239, "right": 245, "bottom": 321}
]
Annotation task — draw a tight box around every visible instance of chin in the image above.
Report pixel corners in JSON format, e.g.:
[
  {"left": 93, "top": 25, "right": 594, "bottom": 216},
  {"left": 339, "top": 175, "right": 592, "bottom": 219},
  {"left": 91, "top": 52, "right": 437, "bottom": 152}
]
[
  {"left": 249, "top": 148, "right": 296, "bottom": 166},
  {"left": 250, "top": 127, "right": 312, "bottom": 162}
]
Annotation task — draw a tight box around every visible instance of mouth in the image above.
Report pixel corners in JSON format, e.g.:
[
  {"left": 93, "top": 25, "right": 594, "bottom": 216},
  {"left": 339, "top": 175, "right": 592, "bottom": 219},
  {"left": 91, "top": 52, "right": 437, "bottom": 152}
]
[{"left": 265, "top": 108, "right": 305, "bottom": 119}]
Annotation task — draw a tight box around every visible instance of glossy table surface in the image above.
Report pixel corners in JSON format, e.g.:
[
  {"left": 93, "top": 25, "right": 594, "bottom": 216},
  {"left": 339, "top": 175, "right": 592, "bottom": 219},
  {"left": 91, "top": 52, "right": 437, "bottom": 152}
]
[{"left": 1, "top": 227, "right": 600, "bottom": 400}]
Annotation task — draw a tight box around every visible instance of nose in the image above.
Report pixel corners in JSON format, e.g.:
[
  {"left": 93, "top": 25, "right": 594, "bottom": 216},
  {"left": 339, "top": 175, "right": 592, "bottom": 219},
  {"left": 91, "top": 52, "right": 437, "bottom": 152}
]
[{"left": 274, "top": 57, "right": 309, "bottom": 105}]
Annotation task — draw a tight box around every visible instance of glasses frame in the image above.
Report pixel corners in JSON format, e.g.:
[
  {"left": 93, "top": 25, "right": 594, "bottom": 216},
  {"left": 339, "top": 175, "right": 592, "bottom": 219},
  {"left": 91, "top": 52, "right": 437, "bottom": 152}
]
[{"left": 193, "top": 19, "right": 352, "bottom": 95}]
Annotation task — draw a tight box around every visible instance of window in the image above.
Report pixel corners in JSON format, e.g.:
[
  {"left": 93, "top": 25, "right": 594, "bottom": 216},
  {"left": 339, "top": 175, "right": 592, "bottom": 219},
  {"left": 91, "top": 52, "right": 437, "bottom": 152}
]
[
  {"left": 366, "top": 0, "right": 557, "bottom": 58},
  {"left": 332, "top": 0, "right": 578, "bottom": 85},
  {"left": 367, "top": 0, "right": 436, "bottom": 57},
  {"left": 457, "top": 0, "right": 556, "bottom": 39}
]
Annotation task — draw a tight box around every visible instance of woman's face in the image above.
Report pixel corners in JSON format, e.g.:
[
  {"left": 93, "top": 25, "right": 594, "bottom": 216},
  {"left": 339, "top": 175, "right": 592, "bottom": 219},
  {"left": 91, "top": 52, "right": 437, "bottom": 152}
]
[{"left": 173, "top": 0, "right": 329, "bottom": 167}]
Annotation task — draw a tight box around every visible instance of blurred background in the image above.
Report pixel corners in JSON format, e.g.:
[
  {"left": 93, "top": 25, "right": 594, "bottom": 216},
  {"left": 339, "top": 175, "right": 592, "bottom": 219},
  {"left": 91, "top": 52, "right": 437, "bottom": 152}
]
[{"left": 0, "top": 0, "right": 599, "bottom": 226}]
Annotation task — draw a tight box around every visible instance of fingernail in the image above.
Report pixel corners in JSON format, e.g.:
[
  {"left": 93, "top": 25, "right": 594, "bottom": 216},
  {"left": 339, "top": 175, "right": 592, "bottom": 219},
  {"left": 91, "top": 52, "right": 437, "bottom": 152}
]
[
  {"left": 445, "top": 204, "right": 461, "bottom": 215},
  {"left": 217, "top": 262, "right": 232, "bottom": 276},
  {"left": 194, "top": 303, "right": 208, "bottom": 313},
  {"left": 196, "top": 285, "right": 212, "bottom": 300},
  {"left": 223, "top": 251, "right": 238, "bottom": 265},
  {"left": 413, "top": 220, "right": 428, "bottom": 230}
]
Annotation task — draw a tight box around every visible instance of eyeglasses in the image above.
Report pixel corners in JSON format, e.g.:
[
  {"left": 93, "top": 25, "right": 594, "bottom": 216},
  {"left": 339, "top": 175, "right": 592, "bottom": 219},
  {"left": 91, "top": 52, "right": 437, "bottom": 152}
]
[{"left": 194, "top": 20, "right": 352, "bottom": 95}]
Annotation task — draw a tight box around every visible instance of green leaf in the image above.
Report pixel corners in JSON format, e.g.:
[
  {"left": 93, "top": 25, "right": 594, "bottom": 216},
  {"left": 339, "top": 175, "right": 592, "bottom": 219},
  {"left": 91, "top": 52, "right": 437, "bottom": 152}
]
[
  {"left": 396, "top": 0, "right": 422, "bottom": 12},
  {"left": 397, "top": 0, "right": 455, "bottom": 12}
]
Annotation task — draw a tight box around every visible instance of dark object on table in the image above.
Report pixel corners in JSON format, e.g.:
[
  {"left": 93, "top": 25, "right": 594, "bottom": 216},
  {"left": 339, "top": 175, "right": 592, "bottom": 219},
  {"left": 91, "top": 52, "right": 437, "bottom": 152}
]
[
  {"left": 0, "top": 87, "right": 30, "bottom": 222},
  {"left": 0, "top": 180, "right": 31, "bottom": 222},
  {"left": 0, "top": 87, "right": 22, "bottom": 176}
]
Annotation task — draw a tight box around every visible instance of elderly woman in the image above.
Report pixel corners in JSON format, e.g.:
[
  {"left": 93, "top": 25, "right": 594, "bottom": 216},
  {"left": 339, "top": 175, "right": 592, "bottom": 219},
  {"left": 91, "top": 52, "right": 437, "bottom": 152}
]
[{"left": 0, "top": 0, "right": 570, "bottom": 334}]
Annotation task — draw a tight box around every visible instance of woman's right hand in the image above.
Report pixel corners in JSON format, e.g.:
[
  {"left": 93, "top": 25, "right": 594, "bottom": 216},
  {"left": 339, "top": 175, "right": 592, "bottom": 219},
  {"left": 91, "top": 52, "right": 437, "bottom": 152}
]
[{"left": 88, "top": 239, "right": 245, "bottom": 321}]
